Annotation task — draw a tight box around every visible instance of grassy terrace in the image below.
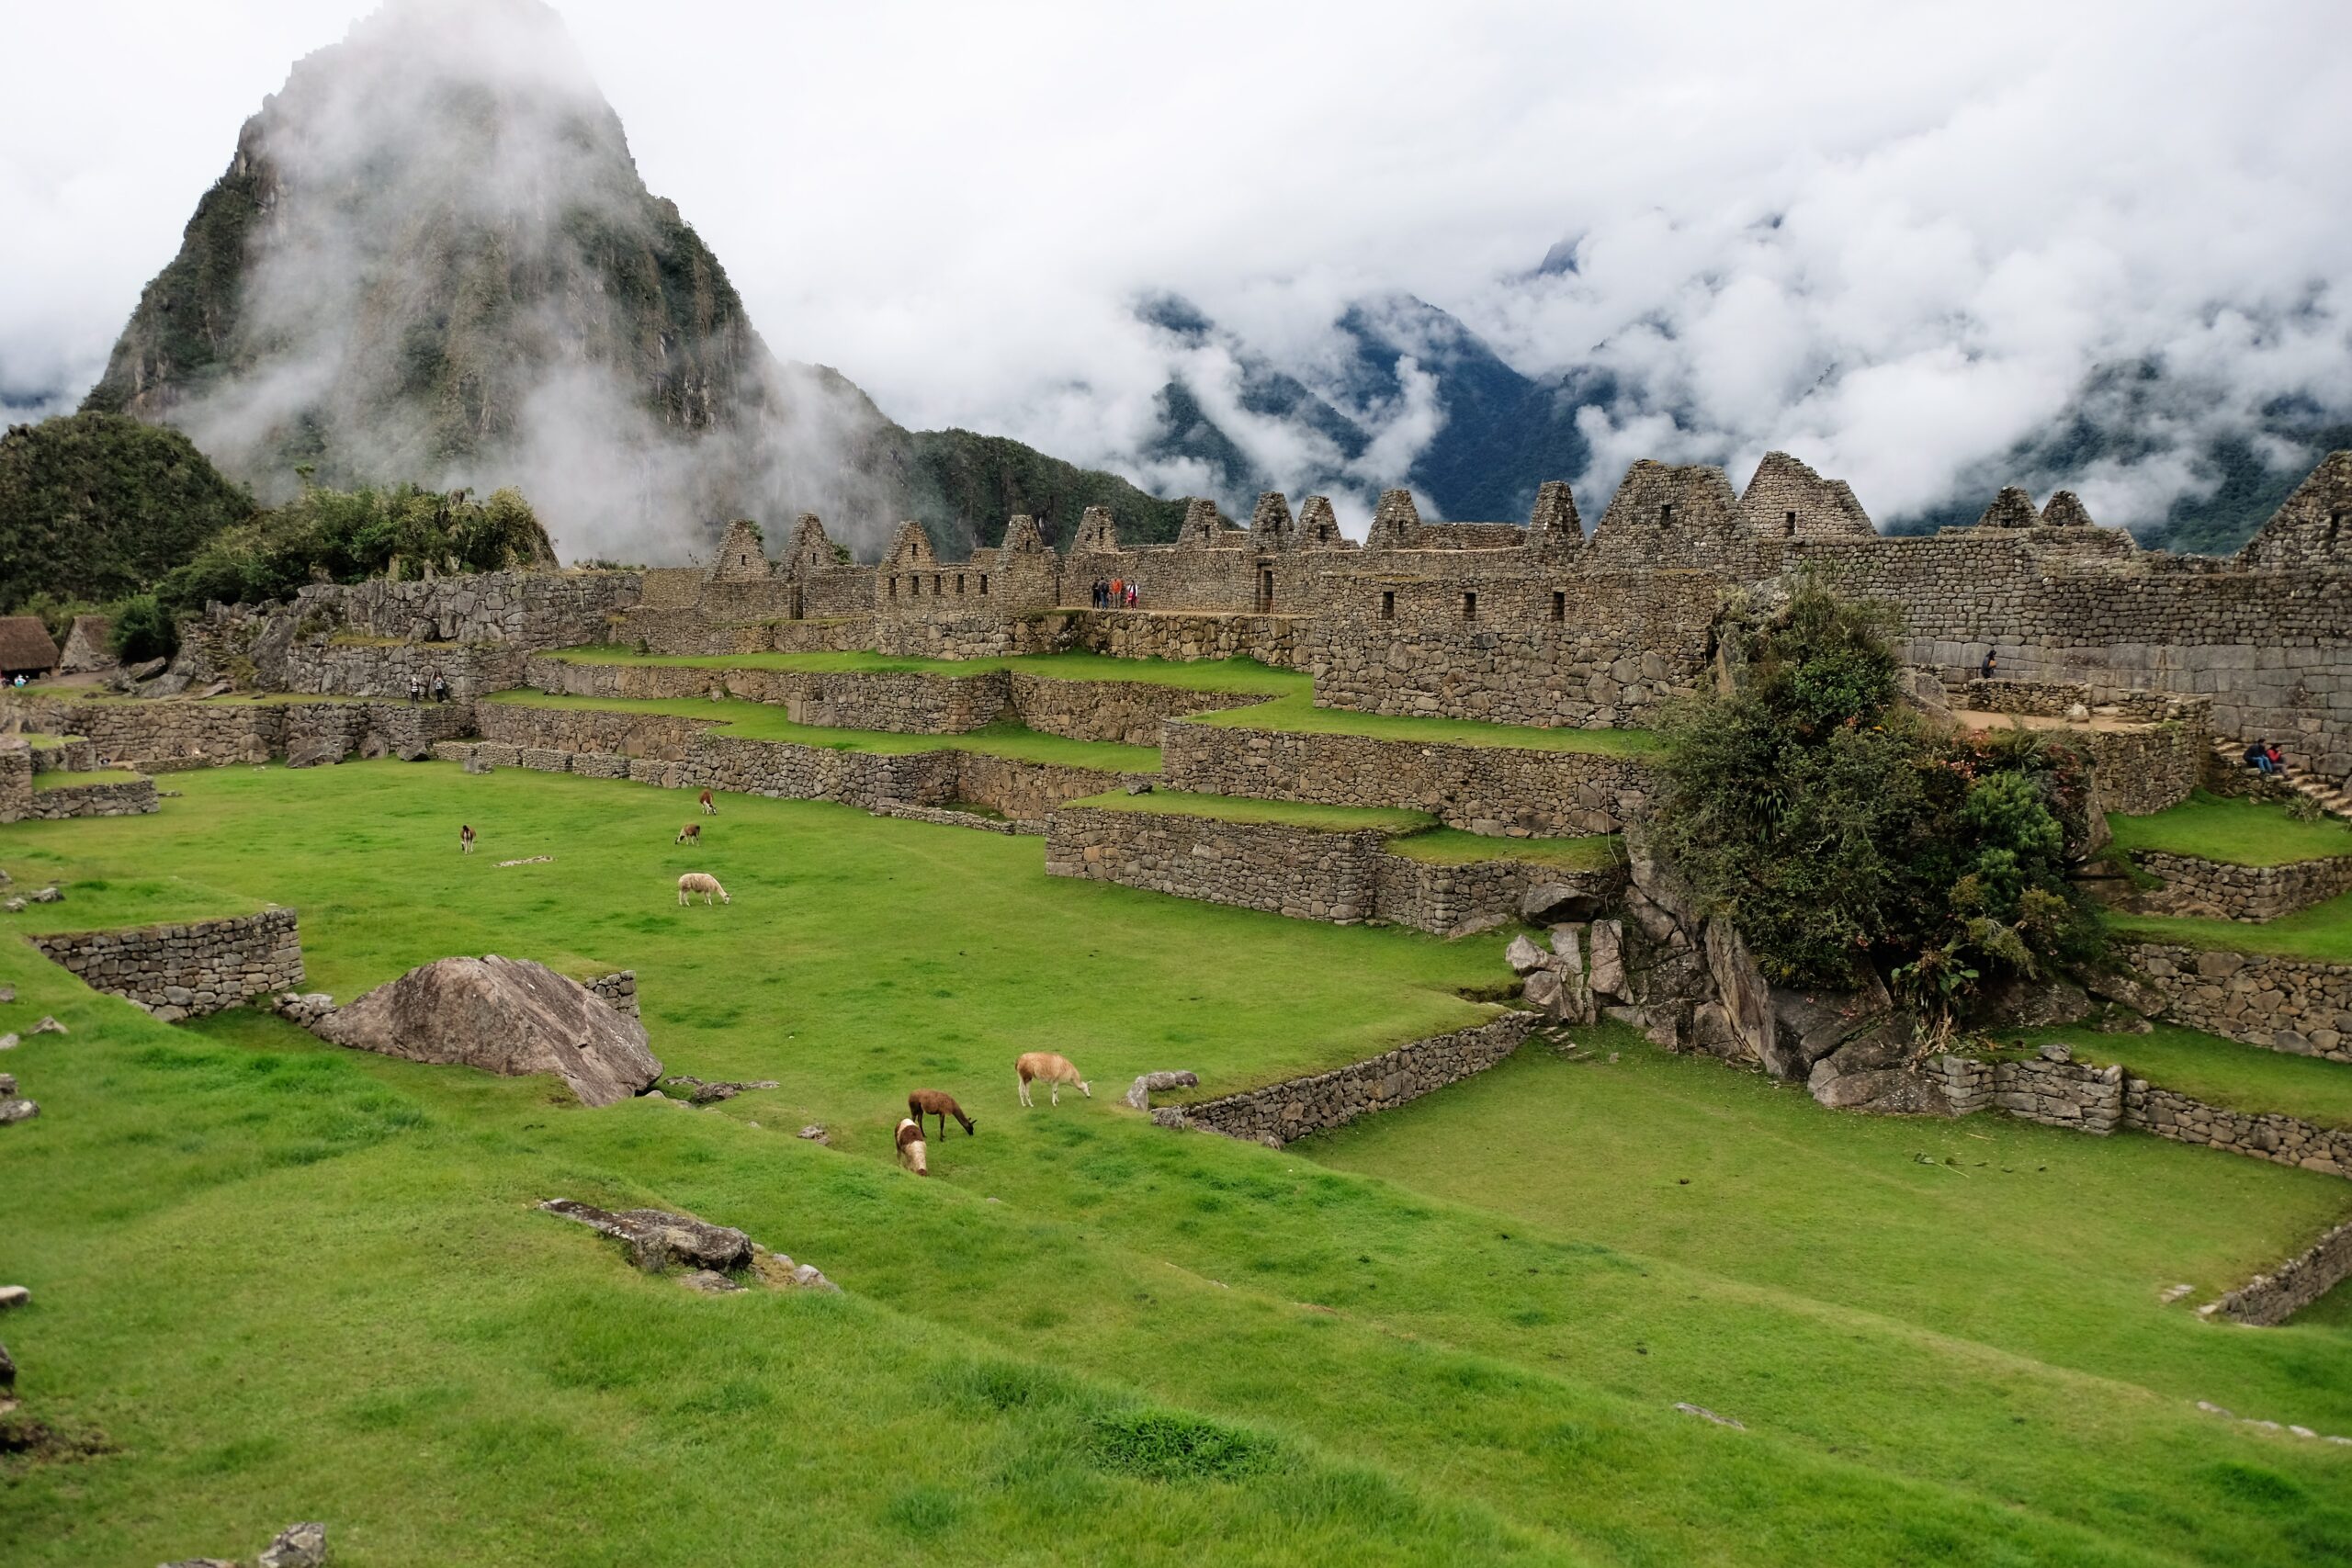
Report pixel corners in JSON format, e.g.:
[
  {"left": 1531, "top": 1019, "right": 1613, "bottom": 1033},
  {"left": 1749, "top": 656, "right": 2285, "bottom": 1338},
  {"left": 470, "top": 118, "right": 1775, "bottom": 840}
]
[
  {"left": 1066, "top": 787, "right": 1434, "bottom": 834},
  {"left": 479, "top": 691, "right": 1161, "bottom": 773},
  {"left": 2008, "top": 1022, "right": 2352, "bottom": 1131},
  {"left": 545, "top": 646, "right": 1313, "bottom": 696},
  {"left": 1187, "top": 691, "right": 1660, "bottom": 756},
  {"left": 1384, "top": 829, "right": 1621, "bottom": 872},
  {"left": 2113, "top": 896, "right": 2352, "bottom": 965},
  {"left": 30, "top": 769, "right": 144, "bottom": 791},
  {"left": 21, "top": 732, "right": 72, "bottom": 750},
  {"left": 5, "top": 765, "right": 2352, "bottom": 1562},
  {"left": 2110, "top": 791, "right": 2352, "bottom": 867}
]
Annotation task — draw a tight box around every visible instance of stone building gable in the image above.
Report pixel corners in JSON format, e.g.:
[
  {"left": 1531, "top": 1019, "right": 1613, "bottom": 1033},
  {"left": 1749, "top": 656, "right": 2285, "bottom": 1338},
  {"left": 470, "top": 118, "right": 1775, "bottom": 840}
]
[
  {"left": 1589, "top": 461, "right": 1744, "bottom": 569},
  {"left": 710, "top": 520, "right": 770, "bottom": 580},
  {"left": 1365, "top": 489, "right": 1422, "bottom": 551},
  {"left": 1738, "top": 451, "right": 1874, "bottom": 541},
  {"left": 58, "top": 615, "right": 117, "bottom": 672},
  {"left": 1298, "top": 496, "right": 1348, "bottom": 548},
  {"left": 1250, "top": 491, "right": 1299, "bottom": 551},
  {"left": 2238, "top": 450, "right": 2352, "bottom": 571},
  {"left": 884, "top": 520, "right": 941, "bottom": 570},
  {"left": 1174, "top": 498, "right": 1223, "bottom": 547},
  {"left": 2039, "top": 491, "right": 2095, "bottom": 528},
  {"left": 1975, "top": 485, "right": 2041, "bottom": 529},
  {"left": 1072, "top": 505, "right": 1120, "bottom": 553},
  {"left": 784, "top": 513, "right": 839, "bottom": 574},
  {"left": 1000, "top": 513, "right": 1053, "bottom": 556},
  {"left": 1525, "top": 480, "right": 1583, "bottom": 557}
]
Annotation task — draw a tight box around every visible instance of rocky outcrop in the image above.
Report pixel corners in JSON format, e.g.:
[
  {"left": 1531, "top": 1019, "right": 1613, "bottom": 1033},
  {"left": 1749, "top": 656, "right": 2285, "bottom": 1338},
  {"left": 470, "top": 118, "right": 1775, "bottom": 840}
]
[
  {"left": 1125, "top": 1070, "right": 1200, "bottom": 1110},
  {"left": 318, "top": 957, "right": 660, "bottom": 1106},
  {"left": 539, "top": 1200, "right": 838, "bottom": 1291}
]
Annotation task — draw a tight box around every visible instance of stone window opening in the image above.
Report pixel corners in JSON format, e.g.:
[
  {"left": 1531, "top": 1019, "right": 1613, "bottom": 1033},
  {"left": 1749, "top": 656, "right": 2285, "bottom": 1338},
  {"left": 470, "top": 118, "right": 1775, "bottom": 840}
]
[
  {"left": 1381, "top": 590, "right": 1396, "bottom": 621},
  {"left": 1784, "top": 510, "right": 1798, "bottom": 537},
  {"left": 910, "top": 575, "right": 921, "bottom": 596},
  {"left": 933, "top": 573, "right": 943, "bottom": 595},
  {"left": 1462, "top": 591, "right": 1477, "bottom": 621},
  {"left": 888, "top": 575, "right": 898, "bottom": 598},
  {"left": 1260, "top": 569, "right": 1274, "bottom": 613},
  {"left": 1551, "top": 590, "right": 1566, "bottom": 623},
  {"left": 956, "top": 573, "right": 967, "bottom": 594},
  {"left": 1659, "top": 503, "right": 1674, "bottom": 525},
  {"left": 2330, "top": 511, "right": 2343, "bottom": 548},
  {"left": 980, "top": 573, "right": 990, "bottom": 594}
]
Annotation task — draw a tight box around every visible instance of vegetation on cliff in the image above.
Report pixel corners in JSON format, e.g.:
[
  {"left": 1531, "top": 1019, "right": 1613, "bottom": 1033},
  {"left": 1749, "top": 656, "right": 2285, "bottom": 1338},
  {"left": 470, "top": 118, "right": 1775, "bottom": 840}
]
[
  {"left": 0, "top": 412, "right": 255, "bottom": 617},
  {"left": 1651, "top": 580, "right": 2100, "bottom": 1008}
]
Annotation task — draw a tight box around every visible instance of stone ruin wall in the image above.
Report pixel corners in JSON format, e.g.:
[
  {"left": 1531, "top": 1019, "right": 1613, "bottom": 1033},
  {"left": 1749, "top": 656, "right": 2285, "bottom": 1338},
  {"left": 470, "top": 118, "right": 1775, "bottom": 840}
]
[
  {"left": 1005, "top": 674, "right": 1263, "bottom": 746},
  {"left": 25, "top": 739, "right": 99, "bottom": 774},
  {"left": 2, "top": 694, "right": 473, "bottom": 768},
  {"left": 28, "top": 908, "right": 304, "bottom": 1021},
  {"left": 2128, "top": 942, "right": 2352, "bottom": 1062},
  {"left": 0, "top": 739, "right": 31, "bottom": 822},
  {"left": 1046, "top": 807, "right": 1393, "bottom": 923},
  {"left": 2132, "top": 852, "right": 2352, "bottom": 923},
  {"left": 2209, "top": 1216, "right": 2352, "bottom": 1326},
  {"left": 17, "top": 774, "right": 159, "bottom": 819},
  {"left": 1170, "top": 1011, "right": 1536, "bottom": 1146},
  {"left": 1160, "top": 719, "right": 1651, "bottom": 836}
]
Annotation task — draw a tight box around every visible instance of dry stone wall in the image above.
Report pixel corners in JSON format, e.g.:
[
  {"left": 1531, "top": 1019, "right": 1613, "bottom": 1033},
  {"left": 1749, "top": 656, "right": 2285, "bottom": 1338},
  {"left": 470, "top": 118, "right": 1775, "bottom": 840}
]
[
  {"left": 2128, "top": 942, "right": 2352, "bottom": 1061},
  {"left": 949, "top": 753, "right": 1137, "bottom": 825},
  {"left": 1, "top": 695, "right": 471, "bottom": 767},
  {"left": 1162, "top": 720, "right": 1652, "bottom": 835},
  {"left": 2083, "top": 721, "right": 2205, "bottom": 816},
  {"left": 2208, "top": 1217, "right": 2352, "bottom": 1325},
  {"left": 2126, "top": 1080, "right": 2352, "bottom": 1177},
  {"left": 25, "top": 739, "right": 97, "bottom": 774},
  {"left": 1930, "top": 1054, "right": 2126, "bottom": 1132},
  {"left": 2132, "top": 852, "right": 2352, "bottom": 922},
  {"left": 1169, "top": 1012, "right": 1536, "bottom": 1145},
  {"left": 524, "top": 657, "right": 1012, "bottom": 734},
  {"left": 29, "top": 908, "right": 303, "bottom": 1021},
  {"left": 0, "top": 740, "right": 30, "bottom": 823},
  {"left": 1006, "top": 674, "right": 1261, "bottom": 744},
  {"left": 1046, "top": 806, "right": 1391, "bottom": 922},
  {"left": 1373, "top": 853, "right": 1623, "bottom": 937},
  {"left": 18, "top": 775, "right": 158, "bottom": 819}
]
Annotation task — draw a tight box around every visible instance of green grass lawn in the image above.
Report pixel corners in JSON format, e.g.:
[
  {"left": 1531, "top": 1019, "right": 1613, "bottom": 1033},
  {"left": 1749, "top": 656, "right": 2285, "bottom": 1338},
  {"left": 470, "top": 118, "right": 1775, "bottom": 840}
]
[
  {"left": 2110, "top": 791, "right": 2352, "bottom": 867},
  {"left": 1188, "top": 692, "right": 1660, "bottom": 756},
  {"left": 480, "top": 691, "right": 1160, "bottom": 773},
  {"left": 29, "top": 769, "right": 143, "bottom": 790},
  {"left": 2113, "top": 893, "right": 2352, "bottom": 965},
  {"left": 2003, "top": 1022, "right": 2352, "bottom": 1131},
  {"left": 5, "top": 765, "right": 2352, "bottom": 1564},
  {"left": 1067, "top": 787, "right": 1436, "bottom": 834},
  {"left": 545, "top": 646, "right": 1312, "bottom": 696},
  {"left": 1385, "top": 829, "right": 1622, "bottom": 872},
  {"left": 21, "top": 733, "right": 72, "bottom": 750}
]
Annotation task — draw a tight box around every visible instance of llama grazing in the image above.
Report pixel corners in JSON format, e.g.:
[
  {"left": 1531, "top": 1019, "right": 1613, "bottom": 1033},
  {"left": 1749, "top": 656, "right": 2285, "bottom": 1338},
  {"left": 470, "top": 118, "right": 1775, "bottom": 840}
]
[
  {"left": 699, "top": 790, "right": 718, "bottom": 816},
  {"left": 1015, "top": 1051, "right": 1090, "bottom": 1107},
  {"left": 895, "top": 1117, "right": 929, "bottom": 1175},
  {"left": 460, "top": 824, "right": 475, "bottom": 855},
  {"left": 677, "top": 872, "right": 730, "bottom": 906},
  {"left": 908, "top": 1089, "right": 975, "bottom": 1139},
  {"left": 675, "top": 822, "right": 701, "bottom": 845}
]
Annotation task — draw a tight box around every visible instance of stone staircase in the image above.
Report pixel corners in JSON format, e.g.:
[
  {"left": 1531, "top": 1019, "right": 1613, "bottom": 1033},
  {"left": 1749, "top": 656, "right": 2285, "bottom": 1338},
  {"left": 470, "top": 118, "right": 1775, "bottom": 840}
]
[{"left": 2209, "top": 738, "right": 2352, "bottom": 818}]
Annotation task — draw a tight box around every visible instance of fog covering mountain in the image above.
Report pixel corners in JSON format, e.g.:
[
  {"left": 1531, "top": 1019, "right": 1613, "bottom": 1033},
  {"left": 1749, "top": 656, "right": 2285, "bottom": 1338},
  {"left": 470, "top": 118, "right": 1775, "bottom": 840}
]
[
  {"left": 83, "top": 0, "right": 1179, "bottom": 563},
  {"left": 1135, "top": 284, "right": 2350, "bottom": 553}
]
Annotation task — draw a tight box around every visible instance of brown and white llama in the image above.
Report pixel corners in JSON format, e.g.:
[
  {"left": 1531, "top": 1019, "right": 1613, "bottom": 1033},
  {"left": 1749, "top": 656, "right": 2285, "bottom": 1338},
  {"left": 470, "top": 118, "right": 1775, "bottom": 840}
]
[
  {"left": 1015, "top": 1052, "right": 1090, "bottom": 1107},
  {"left": 908, "top": 1089, "right": 975, "bottom": 1139},
  {"left": 699, "top": 790, "right": 718, "bottom": 816},
  {"left": 675, "top": 822, "right": 701, "bottom": 845},
  {"left": 895, "top": 1117, "right": 929, "bottom": 1175}
]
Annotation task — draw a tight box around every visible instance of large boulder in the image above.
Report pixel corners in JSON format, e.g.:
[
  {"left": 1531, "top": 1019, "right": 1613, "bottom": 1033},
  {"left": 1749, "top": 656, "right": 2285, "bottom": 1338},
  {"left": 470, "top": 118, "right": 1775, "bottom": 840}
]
[
  {"left": 319, "top": 956, "right": 661, "bottom": 1105},
  {"left": 540, "top": 1200, "right": 752, "bottom": 1270},
  {"left": 1701, "top": 919, "right": 1776, "bottom": 1069}
]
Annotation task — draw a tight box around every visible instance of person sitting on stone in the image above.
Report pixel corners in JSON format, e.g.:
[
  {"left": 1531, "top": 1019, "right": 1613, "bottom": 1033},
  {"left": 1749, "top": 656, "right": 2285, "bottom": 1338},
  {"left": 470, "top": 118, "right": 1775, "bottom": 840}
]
[
  {"left": 2267, "top": 741, "right": 2286, "bottom": 773},
  {"left": 2246, "top": 739, "right": 2276, "bottom": 774},
  {"left": 1979, "top": 649, "right": 1997, "bottom": 681}
]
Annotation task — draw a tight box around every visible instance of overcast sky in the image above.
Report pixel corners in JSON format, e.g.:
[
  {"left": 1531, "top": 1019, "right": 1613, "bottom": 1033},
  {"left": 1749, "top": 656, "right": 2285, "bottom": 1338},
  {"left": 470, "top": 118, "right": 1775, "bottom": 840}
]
[{"left": 4, "top": 0, "right": 2346, "bottom": 527}]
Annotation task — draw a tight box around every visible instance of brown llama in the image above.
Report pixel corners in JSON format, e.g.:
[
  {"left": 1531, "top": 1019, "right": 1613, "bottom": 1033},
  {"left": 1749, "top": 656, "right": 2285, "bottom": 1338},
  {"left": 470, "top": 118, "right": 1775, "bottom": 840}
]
[
  {"left": 908, "top": 1089, "right": 975, "bottom": 1139},
  {"left": 675, "top": 822, "right": 701, "bottom": 844},
  {"left": 895, "top": 1117, "right": 929, "bottom": 1175},
  {"left": 460, "top": 824, "right": 475, "bottom": 855},
  {"left": 699, "top": 790, "right": 718, "bottom": 816},
  {"left": 1015, "top": 1051, "right": 1090, "bottom": 1108}
]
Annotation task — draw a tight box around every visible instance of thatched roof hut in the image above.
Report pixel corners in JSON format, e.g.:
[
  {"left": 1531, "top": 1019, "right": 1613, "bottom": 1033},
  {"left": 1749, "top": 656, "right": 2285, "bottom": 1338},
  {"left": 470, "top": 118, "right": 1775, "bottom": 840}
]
[{"left": 0, "top": 616, "right": 60, "bottom": 680}]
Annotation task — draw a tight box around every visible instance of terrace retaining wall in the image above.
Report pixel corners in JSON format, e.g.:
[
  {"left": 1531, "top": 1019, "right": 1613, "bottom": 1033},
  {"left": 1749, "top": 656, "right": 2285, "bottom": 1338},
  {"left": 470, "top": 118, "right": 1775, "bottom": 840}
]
[
  {"left": 2132, "top": 852, "right": 2352, "bottom": 922},
  {"left": 1162, "top": 720, "right": 1653, "bottom": 836},
  {"left": 1166, "top": 1011, "right": 1537, "bottom": 1145},
  {"left": 0, "top": 695, "right": 474, "bottom": 766},
  {"left": 2127, "top": 942, "right": 2352, "bottom": 1062},
  {"left": 522, "top": 657, "right": 1013, "bottom": 734},
  {"left": 19, "top": 775, "right": 158, "bottom": 819},
  {"left": 25, "top": 739, "right": 97, "bottom": 774},
  {"left": 2207, "top": 1217, "right": 2352, "bottom": 1326},
  {"left": 0, "top": 740, "right": 29, "bottom": 822},
  {"left": 1006, "top": 674, "right": 1262, "bottom": 745},
  {"left": 1374, "top": 852, "right": 1625, "bottom": 937},
  {"left": 1046, "top": 806, "right": 1393, "bottom": 922},
  {"left": 28, "top": 908, "right": 303, "bottom": 1021}
]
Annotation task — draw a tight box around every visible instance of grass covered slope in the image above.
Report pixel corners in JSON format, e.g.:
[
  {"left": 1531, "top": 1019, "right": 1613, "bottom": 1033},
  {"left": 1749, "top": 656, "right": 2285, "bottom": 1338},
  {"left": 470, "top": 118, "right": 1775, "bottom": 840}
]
[
  {"left": 2114, "top": 894, "right": 2352, "bottom": 965},
  {"left": 1187, "top": 691, "right": 1660, "bottom": 755},
  {"left": 1068, "top": 788, "right": 1435, "bottom": 834},
  {"left": 6, "top": 765, "right": 2352, "bottom": 1564},
  {"left": 2011, "top": 1022, "right": 2352, "bottom": 1131},
  {"left": 2110, "top": 792, "right": 2352, "bottom": 866},
  {"left": 548, "top": 647, "right": 1312, "bottom": 696}
]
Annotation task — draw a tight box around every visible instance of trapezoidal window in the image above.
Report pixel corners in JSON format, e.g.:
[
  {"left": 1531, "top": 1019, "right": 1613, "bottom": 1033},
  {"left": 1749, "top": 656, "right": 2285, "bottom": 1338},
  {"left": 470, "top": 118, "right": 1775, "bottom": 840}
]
[
  {"left": 1462, "top": 591, "right": 1477, "bottom": 621},
  {"left": 888, "top": 576, "right": 898, "bottom": 598},
  {"left": 1659, "top": 503, "right": 1674, "bottom": 525},
  {"left": 980, "top": 573, "right": 990, "bottom": 594},
  {"left": 2330, "top": 512, "right": 2343, "bottom": 548},
  {"left": 1260, "top": 569, "right": 1273, "bottom": 612},
  {"left": 1381, "top": 590, "right": 1396, "bottom": 620},
  {"left": 1784, "top": 510, "right": 1798, "bottom": 537},
  {"left": 956, "top": 574, "right": 967, "bottom": 594},
  {"left": 1551, "top": 590, "right": 1566, "bottom": 623}
]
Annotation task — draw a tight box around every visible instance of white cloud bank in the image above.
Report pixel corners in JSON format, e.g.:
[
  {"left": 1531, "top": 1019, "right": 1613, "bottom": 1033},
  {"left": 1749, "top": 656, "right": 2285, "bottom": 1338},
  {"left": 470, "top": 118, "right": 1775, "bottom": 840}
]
[{"left": 3, "top": 0, "right": 2346, "bottom": 535}]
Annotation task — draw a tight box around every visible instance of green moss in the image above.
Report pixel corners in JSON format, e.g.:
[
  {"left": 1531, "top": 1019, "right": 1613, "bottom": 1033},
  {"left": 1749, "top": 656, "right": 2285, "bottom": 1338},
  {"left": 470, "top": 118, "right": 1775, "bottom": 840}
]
[
  {"left": 2109, "top": 791, "right": 2352, "bottom": 868},
  {"left": 1189, "top": 691, "right": 1660, "bottom": 755},
  {"left": 1066, "top": 788, "right": 1433, "bottom": 834}
]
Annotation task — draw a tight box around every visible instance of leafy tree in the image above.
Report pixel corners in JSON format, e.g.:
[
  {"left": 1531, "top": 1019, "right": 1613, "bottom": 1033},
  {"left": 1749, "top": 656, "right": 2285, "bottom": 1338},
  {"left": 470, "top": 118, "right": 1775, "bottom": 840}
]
[
  {"left": 0, "top": 412, "right": 256, "bottom": 614},
  {"left": 1650, "top": 578, "right": 2102, "bottom": 1015},
  {"left": 110, "top": 593, "right": 177, "bottom": 663}
]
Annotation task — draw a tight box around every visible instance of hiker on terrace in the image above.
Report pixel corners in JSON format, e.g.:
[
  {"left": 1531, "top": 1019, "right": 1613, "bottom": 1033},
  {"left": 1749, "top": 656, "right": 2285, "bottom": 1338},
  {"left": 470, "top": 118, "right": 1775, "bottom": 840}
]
[
  {"left": 432, "top": 673, "right": 450, "bottom": 703},
  {"left": 408, "top": 673, "right": 424, "bottom": 703},
  {"left": 2246, "top": 739, "right": 2277, "bottom": 774}
]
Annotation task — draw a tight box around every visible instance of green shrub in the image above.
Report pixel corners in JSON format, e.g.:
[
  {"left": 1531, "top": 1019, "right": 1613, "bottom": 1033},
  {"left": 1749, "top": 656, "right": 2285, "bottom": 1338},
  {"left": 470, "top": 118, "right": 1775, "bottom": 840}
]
[
  {"left": 1650, "top": 578, "right": 2103, "bottom": 1014},
  {"left": 111, "top": 592, "right": 178, "bottom": 663},
  {"left": 1086, "top": 1407, "right": 1288, "bottom": 1483}
]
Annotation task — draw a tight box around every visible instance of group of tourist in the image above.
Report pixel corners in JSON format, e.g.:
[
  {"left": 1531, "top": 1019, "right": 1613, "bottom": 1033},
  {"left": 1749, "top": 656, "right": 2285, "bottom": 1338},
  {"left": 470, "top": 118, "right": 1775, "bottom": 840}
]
[
  {"left": 1089, "top": 577, "right": 1140, "bottom": 610},
  {"left": 406, "top": 673, "right": 452, "bottom": 703},
  {"left": 2245, "top": 739, "right": 2289, "bottom": 775}
]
